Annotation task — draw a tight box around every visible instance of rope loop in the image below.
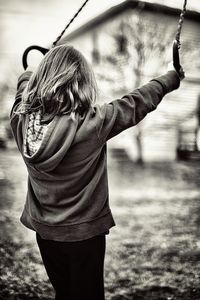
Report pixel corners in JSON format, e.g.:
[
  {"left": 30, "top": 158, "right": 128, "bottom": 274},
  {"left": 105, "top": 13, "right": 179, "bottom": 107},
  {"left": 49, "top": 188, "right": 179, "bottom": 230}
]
[{"left": 22, "top": 0, "right": 89, "bottom": 69}]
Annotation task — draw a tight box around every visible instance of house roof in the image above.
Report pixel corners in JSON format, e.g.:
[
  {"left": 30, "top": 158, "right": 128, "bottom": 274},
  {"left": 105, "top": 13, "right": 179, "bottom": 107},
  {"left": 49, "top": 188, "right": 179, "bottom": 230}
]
[{"left": 62, "top": 0, "right": 200, "bottom": 42}]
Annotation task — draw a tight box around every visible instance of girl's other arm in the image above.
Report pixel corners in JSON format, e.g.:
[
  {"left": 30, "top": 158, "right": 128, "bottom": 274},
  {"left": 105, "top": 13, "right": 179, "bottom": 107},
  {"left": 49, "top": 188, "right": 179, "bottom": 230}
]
[{"left": 10, "top": 70, "right": 33, "bottom": 118}]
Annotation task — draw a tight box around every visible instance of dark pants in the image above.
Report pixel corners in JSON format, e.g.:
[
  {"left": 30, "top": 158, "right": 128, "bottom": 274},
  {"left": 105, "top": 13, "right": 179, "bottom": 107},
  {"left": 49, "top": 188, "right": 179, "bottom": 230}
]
[{"left": 36, "top": 233, "right": 106, "bottom": 300}]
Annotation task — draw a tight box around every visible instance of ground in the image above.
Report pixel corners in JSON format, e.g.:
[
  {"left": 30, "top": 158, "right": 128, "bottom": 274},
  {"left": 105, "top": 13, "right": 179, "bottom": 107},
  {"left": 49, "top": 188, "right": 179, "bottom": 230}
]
[{"left": 0, "top": 148, "right": 200, "bottom": 300}]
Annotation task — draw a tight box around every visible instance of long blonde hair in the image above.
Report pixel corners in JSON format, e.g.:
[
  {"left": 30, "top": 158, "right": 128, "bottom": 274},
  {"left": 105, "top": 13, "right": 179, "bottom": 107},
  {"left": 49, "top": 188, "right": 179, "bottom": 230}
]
[{"left": 20, "top": 45, "right": 97, "bottom": 121}]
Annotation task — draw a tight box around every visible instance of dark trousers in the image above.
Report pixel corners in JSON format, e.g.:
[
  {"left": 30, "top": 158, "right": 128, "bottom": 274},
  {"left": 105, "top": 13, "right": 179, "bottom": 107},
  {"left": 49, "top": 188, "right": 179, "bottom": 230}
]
[{"left": 36, "top": 233, "right": 106, "bottom": 300}]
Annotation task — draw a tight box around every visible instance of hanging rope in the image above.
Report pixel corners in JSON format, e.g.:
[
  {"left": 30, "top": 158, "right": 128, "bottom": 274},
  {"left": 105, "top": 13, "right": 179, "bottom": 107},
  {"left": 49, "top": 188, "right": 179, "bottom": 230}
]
[
  {"left": 173, "top": 0, "right": 187, "bottom": 77},
  {"left": 52, "top": 0, "right": 89, "bottom": 47},
  {"left": 175, "top": 0, "right": 187, "bottom": 48},
  {"left": 22, "top": 0, "right": 90, "bottom": 69}
]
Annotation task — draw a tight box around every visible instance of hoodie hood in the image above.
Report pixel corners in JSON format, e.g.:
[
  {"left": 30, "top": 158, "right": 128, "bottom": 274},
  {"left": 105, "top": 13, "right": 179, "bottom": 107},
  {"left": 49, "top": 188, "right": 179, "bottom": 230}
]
[{"left": 18, "top": 112, "right": 78, "bottom": 172}]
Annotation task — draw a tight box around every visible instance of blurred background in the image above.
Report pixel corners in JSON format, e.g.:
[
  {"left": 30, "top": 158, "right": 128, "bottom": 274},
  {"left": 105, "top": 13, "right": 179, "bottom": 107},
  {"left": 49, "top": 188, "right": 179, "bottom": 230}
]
[{"left": 0, "top": 0, "right": 200, "bottom": 299}]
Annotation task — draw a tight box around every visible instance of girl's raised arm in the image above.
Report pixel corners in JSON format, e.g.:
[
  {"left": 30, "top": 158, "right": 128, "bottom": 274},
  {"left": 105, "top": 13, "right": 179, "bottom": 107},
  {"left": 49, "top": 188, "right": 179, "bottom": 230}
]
[{"left": 95, "top": 70, "right": 181, "bottom": 142}]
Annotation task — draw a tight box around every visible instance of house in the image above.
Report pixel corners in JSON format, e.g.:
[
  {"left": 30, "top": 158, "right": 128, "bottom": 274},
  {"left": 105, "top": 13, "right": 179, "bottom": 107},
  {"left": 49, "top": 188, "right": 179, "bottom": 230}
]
[{"left": 62, "top": 0, "right": 200, "bottom": 161}]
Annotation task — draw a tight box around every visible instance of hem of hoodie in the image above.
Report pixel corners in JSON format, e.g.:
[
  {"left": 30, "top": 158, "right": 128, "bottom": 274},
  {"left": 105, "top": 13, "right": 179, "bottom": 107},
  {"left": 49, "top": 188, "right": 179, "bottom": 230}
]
[{"left": 20, "top": 210, "right": 116, "bottom": 242}]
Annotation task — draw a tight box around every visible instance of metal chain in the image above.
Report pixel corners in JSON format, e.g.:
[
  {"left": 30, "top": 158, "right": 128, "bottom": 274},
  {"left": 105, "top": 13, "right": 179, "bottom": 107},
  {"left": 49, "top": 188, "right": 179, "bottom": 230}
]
[
  {"left": 52, "top": 0, "right": 89, "bottom": 47},
  {"left": 175, "top": 0, "right": 187, "bottom": 48}
]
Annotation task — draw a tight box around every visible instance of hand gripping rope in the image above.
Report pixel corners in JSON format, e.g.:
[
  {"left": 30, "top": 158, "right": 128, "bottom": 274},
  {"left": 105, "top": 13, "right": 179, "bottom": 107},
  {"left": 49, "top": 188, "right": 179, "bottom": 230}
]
[
  {"left": 173, "top": 0, "right": 187, "bottom": 75},
  {"left": 22, "top": 0, "right": 89, "bottom": 69}
]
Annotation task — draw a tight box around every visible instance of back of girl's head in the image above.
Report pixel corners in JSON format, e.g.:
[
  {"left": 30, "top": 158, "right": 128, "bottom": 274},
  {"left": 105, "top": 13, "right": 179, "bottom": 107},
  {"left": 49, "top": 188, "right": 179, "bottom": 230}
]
[{"left": 21, "top": 45, "right": 97, "bottom": 120}]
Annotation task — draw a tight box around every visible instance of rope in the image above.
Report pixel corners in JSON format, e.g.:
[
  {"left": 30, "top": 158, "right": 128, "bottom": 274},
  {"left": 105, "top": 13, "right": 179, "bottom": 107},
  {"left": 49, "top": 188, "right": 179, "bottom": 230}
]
[
  {"left": 52, "top": 0, "right": 89, "bottom": 47},
  {"left": 175, "top": 0, "right": 187, "bottom": 48}
]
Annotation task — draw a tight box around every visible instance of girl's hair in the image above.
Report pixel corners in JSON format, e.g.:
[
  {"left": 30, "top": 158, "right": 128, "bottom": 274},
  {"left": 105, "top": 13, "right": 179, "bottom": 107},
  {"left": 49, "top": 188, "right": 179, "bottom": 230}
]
[{"left": 20, "top": 45, "right": 97, "bottom": 121}]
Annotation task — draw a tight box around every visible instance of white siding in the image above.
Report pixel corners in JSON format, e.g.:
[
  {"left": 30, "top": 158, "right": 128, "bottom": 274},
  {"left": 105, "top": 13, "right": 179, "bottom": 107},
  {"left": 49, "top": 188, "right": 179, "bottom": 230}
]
[{"left": 65, "top": 5, "right": 200, "bottom": 161}]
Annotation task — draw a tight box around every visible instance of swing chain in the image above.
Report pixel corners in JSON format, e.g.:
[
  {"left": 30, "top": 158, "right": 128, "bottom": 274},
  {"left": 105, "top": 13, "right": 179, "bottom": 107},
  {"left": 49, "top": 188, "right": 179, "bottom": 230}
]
[
  {"left": 175, "top": 0, "right": 187, "bottom": 48},
  {"left": 52, "top": 0, "right": 89, "bottom": 47}
]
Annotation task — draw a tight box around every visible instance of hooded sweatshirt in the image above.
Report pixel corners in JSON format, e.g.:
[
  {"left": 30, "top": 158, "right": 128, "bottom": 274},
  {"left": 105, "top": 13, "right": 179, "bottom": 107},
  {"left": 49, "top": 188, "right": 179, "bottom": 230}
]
[{"left": 10, "top": 70, "right": 180, "bottom": 242}]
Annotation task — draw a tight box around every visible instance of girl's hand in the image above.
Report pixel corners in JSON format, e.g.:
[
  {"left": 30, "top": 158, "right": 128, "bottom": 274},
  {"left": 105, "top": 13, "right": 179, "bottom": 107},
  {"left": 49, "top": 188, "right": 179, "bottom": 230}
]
[{"left": 168, "top": 61, "right": 185, "bottom": 81}]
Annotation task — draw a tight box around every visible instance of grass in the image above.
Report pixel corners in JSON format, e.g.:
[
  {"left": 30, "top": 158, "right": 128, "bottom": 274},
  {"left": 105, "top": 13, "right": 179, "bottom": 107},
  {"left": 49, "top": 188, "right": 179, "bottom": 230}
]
[
  {"left": 104, "top": 160, "right": 200, "bottom": 300},
  {"left": 0, "top": 150, "right": 200, "bottom": 299}
]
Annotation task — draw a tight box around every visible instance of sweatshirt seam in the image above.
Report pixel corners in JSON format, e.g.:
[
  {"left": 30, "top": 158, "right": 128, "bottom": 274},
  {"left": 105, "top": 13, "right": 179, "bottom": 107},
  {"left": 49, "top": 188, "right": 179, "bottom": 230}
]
[
  {"left": 151, "top": 79, "right": 166, "bottom": 94},
  {"left": 24, "top": 206, "right": 112, "bottom": 227},
  {"left": 94, "top": 103, "right": 117, "bottom": 143}
]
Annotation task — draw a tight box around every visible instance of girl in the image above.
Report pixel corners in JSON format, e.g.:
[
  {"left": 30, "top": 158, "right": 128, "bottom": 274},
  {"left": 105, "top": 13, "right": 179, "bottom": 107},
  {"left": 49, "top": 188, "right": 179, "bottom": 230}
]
[{"left": 10, "top": 44, "right": 183, "bottom": 300}]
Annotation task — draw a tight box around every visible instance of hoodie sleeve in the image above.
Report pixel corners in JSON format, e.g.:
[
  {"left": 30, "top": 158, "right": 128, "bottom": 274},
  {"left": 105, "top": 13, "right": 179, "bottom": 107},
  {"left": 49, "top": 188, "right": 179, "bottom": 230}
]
[
  {"left": 95, "top": 70, "right": 180, "bottom": 142},
  {"left": 10, "top": 71, "right": 33, "bottom": 118}
]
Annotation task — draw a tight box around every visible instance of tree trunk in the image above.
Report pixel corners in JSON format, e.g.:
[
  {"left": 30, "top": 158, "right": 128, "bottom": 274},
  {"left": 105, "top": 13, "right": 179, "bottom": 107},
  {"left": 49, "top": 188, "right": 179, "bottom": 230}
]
[
  {"left": 195, "top": 94, "right": 200, "bottom": 151},
  {"left": 134, "top": 71, "right": 144, "bottom": 164},
  {"left": 136, "top": 124, "right": 143, "bottom": 164}
]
